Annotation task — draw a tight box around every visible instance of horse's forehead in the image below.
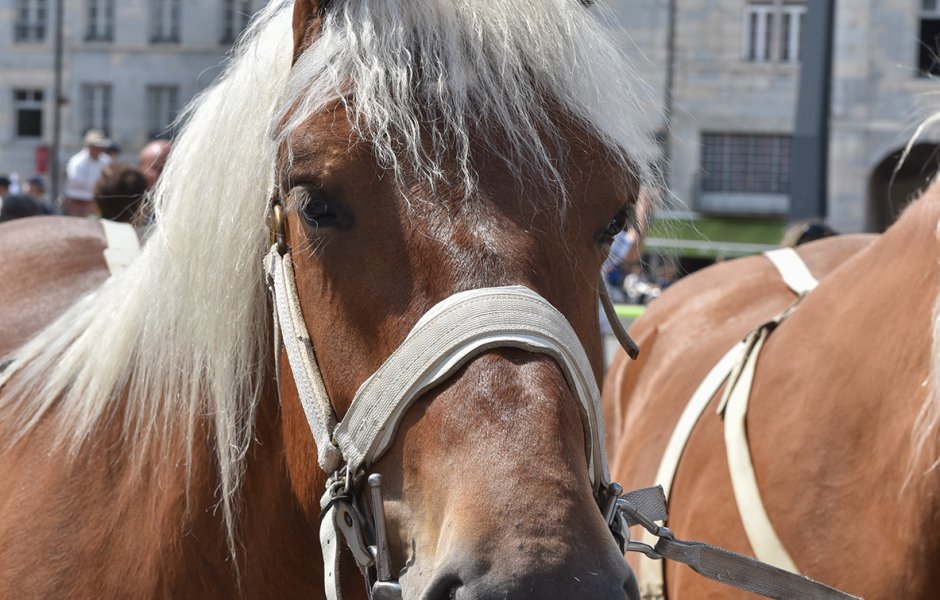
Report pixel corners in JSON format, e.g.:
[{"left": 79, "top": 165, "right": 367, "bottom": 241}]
[{"left": 279, "top": 102, "right": 633, "bottom": 226}]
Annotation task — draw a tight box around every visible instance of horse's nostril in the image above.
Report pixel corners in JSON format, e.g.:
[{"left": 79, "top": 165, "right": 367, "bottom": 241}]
[{"left": 423, "top": 573, "right": 462, "bottom": 600}]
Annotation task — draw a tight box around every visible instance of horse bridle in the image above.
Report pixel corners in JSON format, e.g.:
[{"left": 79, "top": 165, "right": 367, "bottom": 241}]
[
  {"left": 265, "top": 198, "right": 631, "bottom": 599},
  {"left": 265, "top": 200, "right": 861, "bottom": 600}
]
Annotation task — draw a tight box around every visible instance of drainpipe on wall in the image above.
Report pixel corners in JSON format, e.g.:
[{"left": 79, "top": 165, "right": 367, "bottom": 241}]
[
  {"left": 789, "top": 0, "right": 836, "bottom": 222},
  {"left": 50, "top": 0, "right": 65, "bottom": 204},
  {"left": 661, "top": 0, "right": 677, "bottom": 178}
]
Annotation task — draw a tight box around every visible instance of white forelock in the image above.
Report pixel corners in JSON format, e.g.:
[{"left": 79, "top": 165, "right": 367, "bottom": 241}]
[{"left": 275, "top": 0, "right": 660, "bottom": 200}]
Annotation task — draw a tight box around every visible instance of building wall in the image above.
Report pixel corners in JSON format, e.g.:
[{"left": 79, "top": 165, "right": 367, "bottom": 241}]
[
  {"left": 609, "top": 0, "right": 940, "bottom": 233},
  {"left": 0, "top": 0, "right": 265, "bottom": 192}
]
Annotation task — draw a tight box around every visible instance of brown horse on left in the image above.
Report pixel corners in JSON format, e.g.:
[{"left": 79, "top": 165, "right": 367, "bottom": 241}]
[
  {"left": 0, "top": 1, "right": 663, "bottom": 598},
  {"left": 0, "top": 217, "right": 113, "bottom": 356}
]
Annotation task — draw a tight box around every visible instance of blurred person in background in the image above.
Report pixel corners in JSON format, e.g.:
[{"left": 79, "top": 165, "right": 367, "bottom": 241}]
[
  {"left": 26, "top": 176, "right": 55, "bottom": 215},
  {"left": 105, "top": 142, "right": 122, "bottom": 162},
  {"left": 0, "top": 195, "right": 43, "bottom": 222},
  {"left": 93, "top": 163, "right": 149, "bottom": 226},
  {"left": 64, "top": 130, "right": 112, "bottom": 217},
  {"left": 0, "top": 175, "right": 10, "bottom": 200},
  {"left": 138, "top": 140, "right": 171, "bottom": 189}
]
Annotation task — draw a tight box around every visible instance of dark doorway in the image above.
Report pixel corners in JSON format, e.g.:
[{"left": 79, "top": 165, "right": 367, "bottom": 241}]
[{"left": 868, "top": 143, "right": 940, "bottom": 232}]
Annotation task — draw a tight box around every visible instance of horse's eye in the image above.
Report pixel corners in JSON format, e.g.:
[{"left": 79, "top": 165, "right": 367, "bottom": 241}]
[
  {"left": 601, "top": 205, "right": 631, "bottom": 242},
  {"left": 292, "top": 186, "right": 350, "bottom": 230}
]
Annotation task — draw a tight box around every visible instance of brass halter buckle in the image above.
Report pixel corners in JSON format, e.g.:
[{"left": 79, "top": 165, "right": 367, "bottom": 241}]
[{"left": 268, "top": 199, "right": 287, "bottom": 256}]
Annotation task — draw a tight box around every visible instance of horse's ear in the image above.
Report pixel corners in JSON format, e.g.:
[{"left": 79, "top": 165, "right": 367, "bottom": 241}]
[{"left": 292, "top": 0, "right": 333, "bottom": 63}]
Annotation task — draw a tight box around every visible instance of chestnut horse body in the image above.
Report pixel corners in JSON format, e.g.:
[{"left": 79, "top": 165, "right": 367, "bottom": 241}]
[
  {"left": 0, "top": 1, "right": 660, "bottom": 598},
  {"left": 605, "top": 188, "right": 940, "bottom": 598}
]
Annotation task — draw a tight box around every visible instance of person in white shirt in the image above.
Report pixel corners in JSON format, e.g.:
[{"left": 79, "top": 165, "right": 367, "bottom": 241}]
[{"left": 64, "top": 130, "right": 112, "bottom": 217}]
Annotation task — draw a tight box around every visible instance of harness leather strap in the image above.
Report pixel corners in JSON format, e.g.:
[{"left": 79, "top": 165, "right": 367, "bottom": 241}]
[
  {"left": 653, "top": 535, "right": 859, "bottom": 600},
  {"left": 320, "top": 503, "right": 342, "bottom": 600},
  {"left": 266, "top": 247, "right": 610, "bottom": 488},
  {"left": 764, "top": 247, "right": 818, "bottom": 296},
  {"left": 622, "top": 488, "right": 861, "bottom": 599},
  {"left": 637, "top": 342, "right": 746, "bottom": 597},
  {"left": 639, "top": 247, "right": 820, "bottom": 599},
  {"left": 719, "top": 325, "right": 801, "bottom": 573}
]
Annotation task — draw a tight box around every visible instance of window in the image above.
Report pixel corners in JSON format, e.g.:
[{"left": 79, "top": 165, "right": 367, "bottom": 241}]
[
  {"left": 743, "top": 1, "right": 806, "bottom": 63},
  {"left": 780, "top": 3, "right": 806, "bottom": 63},
  {"left": 920, "top": 0, "right": 940, "bottom": 75},
  {"left": 147, "top": 85, "right": 179, "bottom": 138},
  {"left": 86, "top": 0, "right": 115, "bottom": 41},
  {"left": 81, "top": 84, "right": 113, "bottom": 136},
  {"left": 14, "top": 0, "right": 47, "bottom": 43},
  {"left": 745, "top": 2, "right": 774, "bottom": 62},
  {"left": 222, "top": 0, "right": 252, "bottom": 44},
  {"left": 14, "top": 89, "right": 44, "bottom": 138},
  {"left": 698, "top": 133, "right": 791, "bottom": 214},
  {"left": 150, "top": 0, "right": 181, "bottom": 43}
]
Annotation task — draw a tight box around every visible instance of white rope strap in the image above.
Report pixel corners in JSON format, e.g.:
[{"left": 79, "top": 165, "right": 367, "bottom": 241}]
[{"left": 334, "top": 285, "right": 610, "bottom": 489}]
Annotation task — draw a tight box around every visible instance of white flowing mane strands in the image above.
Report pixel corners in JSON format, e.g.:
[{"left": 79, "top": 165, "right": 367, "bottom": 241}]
[
  {"left": 904, "top": 116, "right": 940, "bottom": 478},
  {"left": 916, "top": 218, "right": 940, "bottom": 476},
  {"left": 1, "top": 1, "right": 296, "bottom": 546},
  {"left": 0, "top": 0, "right": 658, "bottom": 554}
]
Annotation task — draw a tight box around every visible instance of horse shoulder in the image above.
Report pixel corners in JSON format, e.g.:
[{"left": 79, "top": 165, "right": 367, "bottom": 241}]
[
  {"left": 603, "top": 236, "right": 874, "bottom": 526},
  {"left": 741, "top": 205, "right": 940, "bottom": 596},
  {"left": 0, "top": 216, "right": 112, "bottom": 357}
]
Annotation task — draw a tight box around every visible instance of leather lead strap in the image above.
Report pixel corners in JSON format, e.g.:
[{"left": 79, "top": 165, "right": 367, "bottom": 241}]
[
  {"left": 599, "top": 277, "right": 640, "bottom": 360},
  {"left": 622, "top": 488, "right": 861, "bottom": 600}
]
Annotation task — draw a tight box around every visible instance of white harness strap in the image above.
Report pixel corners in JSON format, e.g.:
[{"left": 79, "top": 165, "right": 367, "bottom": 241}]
[
  {"left": 99, "top": 219, "right": 141, "bottom": 276},
  {"left": 639, "top": 247, "right": 818, "bottom": 600},
  {"left": 764, "top": 247, "right": 818, "bottom": 296},
  {"left": 719, "top": 325, "right": 800, "bottom": 574}
]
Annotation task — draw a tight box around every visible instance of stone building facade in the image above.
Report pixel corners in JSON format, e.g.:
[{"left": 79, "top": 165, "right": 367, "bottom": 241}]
[
  {"left": 607, "top": 0, "right": 940, "bottom": 234},
  {"left": 0, "top": 0, "right": 264, "bottom": 191}
]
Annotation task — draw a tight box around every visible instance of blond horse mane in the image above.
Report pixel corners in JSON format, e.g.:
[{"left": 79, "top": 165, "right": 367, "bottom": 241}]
[
  {"left": 897, "top": 115, "right": 940, "bottom": 479},
  {"left": 0, "top": 0, "right": 659, "bottom": 555}
]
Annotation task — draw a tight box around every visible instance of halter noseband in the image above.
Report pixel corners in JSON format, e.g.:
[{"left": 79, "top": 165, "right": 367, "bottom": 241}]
[{"left": 264, "top": 200, "right": 625, "bottom": 599}]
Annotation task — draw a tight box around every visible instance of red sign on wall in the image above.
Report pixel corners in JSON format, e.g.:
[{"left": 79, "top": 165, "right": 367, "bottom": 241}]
[{"left": 36, "top": 146, "right": 49, "bottom": 175}]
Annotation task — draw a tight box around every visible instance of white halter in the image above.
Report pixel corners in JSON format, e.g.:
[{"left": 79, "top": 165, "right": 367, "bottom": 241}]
[
  {"left": 265, "top": 247, "right": 611, "bottom": 487},
  {"left": 264, "top": 241, "right": 615, "bottom": 599}
]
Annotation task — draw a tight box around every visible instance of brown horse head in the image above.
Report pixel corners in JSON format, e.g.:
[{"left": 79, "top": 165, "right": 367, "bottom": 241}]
[
  {"left": 0, "top": 1, "right": 658, "bottom": 598},
  {"left": 274, "top": 1, "right": 658, "bottom": 598}
]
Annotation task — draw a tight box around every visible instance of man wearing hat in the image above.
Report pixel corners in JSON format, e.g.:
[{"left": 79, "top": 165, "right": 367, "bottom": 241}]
[{"left": 64, "top": 130, "right": 112, "bottom": 217}]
